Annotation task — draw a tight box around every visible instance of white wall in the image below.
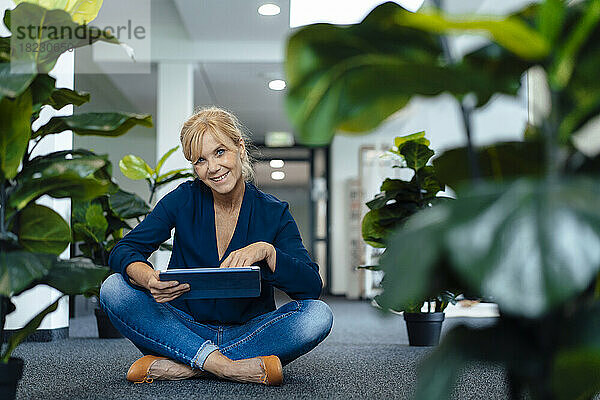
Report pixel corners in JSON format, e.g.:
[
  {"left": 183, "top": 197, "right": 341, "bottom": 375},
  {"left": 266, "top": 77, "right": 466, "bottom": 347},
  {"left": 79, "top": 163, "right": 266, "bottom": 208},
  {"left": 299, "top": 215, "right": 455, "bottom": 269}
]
[
  {"left": 73, "top": 72, "right": 157, "bottom": 203},
  {"left": 329, "top": 91, "right": 528, "bottom": 295}
]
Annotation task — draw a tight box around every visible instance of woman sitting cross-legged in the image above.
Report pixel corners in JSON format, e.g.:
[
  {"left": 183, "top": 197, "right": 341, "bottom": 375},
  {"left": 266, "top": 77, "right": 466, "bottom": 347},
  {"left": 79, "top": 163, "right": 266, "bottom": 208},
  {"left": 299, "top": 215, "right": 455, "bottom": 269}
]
[{"left": 100, "top": 106, "right": 333, "bottom": 386}]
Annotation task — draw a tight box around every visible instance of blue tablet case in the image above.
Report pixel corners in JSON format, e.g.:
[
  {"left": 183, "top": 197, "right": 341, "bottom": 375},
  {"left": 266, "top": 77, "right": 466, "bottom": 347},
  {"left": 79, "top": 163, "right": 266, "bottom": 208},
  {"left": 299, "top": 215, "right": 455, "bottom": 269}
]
[{"left": 159, "top": 266, "right": 261, "bottom": 299}]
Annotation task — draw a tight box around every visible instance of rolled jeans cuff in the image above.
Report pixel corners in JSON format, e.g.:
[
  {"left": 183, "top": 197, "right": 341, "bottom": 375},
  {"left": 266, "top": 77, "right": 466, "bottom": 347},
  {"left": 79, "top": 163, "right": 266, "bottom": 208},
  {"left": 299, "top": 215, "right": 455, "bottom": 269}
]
[{"left": 192, "top": 340, "right": 219, "bottom": 370}]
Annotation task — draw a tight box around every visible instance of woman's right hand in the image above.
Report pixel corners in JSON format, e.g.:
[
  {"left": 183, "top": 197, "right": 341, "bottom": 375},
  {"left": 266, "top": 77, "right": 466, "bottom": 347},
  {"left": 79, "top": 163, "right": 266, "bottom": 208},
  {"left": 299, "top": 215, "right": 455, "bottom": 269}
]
[{"left": 146, "top": 270, "right": 190, "bottom": 303}]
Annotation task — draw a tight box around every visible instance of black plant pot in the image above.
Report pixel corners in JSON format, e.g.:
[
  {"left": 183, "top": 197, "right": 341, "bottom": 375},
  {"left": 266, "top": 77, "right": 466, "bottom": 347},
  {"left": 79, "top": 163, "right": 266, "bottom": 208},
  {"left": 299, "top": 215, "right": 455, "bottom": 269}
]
[
  {"left": 94, "top": 307, "right": 123, "bottom": 338},
  {"left": 403, "top": 312, "right": 445, "bottom": 346},
  {"left": 0, "top": 357, "right": 24, "bottom": 400}
]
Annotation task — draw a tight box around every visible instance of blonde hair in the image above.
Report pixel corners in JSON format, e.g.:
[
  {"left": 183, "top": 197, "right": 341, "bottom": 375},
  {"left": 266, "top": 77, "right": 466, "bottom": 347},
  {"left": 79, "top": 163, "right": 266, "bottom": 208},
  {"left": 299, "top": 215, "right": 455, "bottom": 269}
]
[{"left": 180, "top": 106, "right": 254, "bottom": 182}]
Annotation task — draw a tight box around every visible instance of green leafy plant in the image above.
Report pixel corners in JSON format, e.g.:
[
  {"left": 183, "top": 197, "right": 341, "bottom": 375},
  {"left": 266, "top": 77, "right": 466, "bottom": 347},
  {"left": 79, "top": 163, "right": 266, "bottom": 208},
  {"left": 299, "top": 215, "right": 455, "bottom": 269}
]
[
  {"left": 285, "top": 0, "right": 600, "bottom": 398},
  {"left": 119, "top": 145, "right": 194, "bottom": 203},
  {"left": 71, "top": 187, "right": 150, "bottom": 296},
  {"left": 0, "top": 2, "right": 152, "bottom": 363},
  {"left": 361, "top": 132, "right": 457, "bottom": 313},
  {"left": 72, "top": 146, "right": 193, "bottom": 298}
]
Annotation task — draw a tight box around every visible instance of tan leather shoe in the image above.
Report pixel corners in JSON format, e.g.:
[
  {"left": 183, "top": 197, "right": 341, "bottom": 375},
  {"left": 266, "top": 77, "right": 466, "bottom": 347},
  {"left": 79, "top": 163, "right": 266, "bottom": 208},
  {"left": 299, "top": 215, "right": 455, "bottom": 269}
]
[
  {"left": 258, "top": 355, "right": 283, "bottom": 386},
  {"left": 126, "top": 355, "right": 204, "bottom": 383},
  {"left": 127, "top": 355, "right": 168, "bottom": 383}
]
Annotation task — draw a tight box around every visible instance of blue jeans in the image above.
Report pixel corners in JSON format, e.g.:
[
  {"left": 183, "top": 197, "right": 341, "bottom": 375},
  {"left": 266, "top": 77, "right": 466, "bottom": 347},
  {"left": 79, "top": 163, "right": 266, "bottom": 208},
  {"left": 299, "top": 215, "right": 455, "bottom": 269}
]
[{"left": 99, "top": 273, "right": 334, "bottom": 370}]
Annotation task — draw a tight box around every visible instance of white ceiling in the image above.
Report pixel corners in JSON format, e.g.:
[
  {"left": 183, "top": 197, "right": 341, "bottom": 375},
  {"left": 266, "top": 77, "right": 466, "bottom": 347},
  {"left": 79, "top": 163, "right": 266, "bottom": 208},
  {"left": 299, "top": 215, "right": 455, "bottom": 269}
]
[
  {"left": 89, "top": 0, "right": 293, "bottom": 144},
  {"left": 172, "top": 0, "right": 291, "bottom": 41}
]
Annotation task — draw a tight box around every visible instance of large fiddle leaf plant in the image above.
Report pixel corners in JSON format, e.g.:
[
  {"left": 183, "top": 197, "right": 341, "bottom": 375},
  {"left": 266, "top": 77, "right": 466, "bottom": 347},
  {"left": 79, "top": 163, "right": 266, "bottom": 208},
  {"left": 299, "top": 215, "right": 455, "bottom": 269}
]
[
  {"left": 286, "top": 1, "right": 600, "bottom": 399},
  {"left": 0, "top": 2, "right": 152, "bottom": 363}
]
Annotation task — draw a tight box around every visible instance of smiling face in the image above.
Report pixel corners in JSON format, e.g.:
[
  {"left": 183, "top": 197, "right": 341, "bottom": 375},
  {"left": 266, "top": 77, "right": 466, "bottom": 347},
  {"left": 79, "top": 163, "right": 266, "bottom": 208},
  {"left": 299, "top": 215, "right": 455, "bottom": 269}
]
[{"left": 193, "top": 132, "right": 245, "bottom": 196}]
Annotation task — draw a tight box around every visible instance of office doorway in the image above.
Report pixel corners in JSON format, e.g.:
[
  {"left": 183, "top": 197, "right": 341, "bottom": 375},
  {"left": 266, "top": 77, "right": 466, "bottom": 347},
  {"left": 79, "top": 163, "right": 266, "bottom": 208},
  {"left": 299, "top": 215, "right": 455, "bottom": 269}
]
[{"left": 253, "top": 146, "right": 330, "bottom": 292}]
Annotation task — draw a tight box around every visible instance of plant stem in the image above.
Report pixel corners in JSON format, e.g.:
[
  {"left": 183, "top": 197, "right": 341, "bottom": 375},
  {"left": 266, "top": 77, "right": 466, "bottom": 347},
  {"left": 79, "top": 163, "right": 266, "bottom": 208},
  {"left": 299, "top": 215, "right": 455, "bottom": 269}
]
[
  {"left": 414, "top": 170, "right": 424, "bottom": 204},
  {"left": 0, "top": 304, "right": 3, "bottom": 351},
  {"left": 25, "top": 137, "right": 43, "bottom": 166},
  {"left": 459, "top": 102, "right": 481, "bottom": 182},
  {"left": 543, "top": 90, "right": 561, "bottom": 179},
  {"left": 433, "top": 0, "right": 481, "bottom": 182},
  {"left": 0, "top": 181, "right": 7, "bottom": 235},
  {"left": 101, "top": 245, "right": 108, "bottom": 267},
  {"left": 147, "top": 180, "right": 156, "bottom": 204},
  {"left": 0, "top": 296, "right": 7, "bottom": 357}
]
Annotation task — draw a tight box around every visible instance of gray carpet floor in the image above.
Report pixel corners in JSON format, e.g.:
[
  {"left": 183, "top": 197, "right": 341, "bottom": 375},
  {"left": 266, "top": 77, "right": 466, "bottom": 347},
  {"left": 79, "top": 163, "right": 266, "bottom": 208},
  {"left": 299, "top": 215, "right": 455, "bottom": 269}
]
[{"left": 13, "top": 296, "right": 508, "bottom": 399}]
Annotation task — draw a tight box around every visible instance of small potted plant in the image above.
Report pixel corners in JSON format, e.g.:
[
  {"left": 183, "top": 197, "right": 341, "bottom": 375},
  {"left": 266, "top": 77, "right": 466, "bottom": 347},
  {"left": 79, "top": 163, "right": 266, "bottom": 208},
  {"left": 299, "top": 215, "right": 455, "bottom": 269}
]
[
  {"left": 361, "top": 132, "right": 458, "bottom": 346},
  {"left": 72, "top": 186, "right": 150, "bottom": 338},
  {"left": 73, "top": 146, "right": 193, "bottom": 338}
]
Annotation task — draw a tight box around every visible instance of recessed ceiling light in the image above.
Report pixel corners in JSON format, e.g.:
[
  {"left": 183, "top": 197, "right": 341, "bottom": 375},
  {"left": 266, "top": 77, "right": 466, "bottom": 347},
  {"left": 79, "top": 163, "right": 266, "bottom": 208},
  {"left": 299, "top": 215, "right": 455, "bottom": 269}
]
[
  {"left": 270, "top": 159, "right": 285, "bottom": 168},
  {"left": 271, "top": 171, "right": 285, "bottom": 180},
  {"left": 268, "top": 79, "right": 286, "bottom": 91},
  {"left": 258, "top": 3, "right": 280, "bottom": 16}
]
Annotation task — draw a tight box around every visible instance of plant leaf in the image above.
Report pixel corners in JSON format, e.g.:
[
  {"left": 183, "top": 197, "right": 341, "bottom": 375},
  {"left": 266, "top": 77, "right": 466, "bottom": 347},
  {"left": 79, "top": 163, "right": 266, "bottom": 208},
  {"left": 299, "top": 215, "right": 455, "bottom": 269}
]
[
  {"left": 5, "top": 3, "right": 119, "bottom": 73},
  {"left": 71, "top": 199, "right": 91, "bottom": 223},
  {"left": 45, "top": 87, "right": 90, "bottom": 110},
  {"left": 393, "top": 9, "right": 549, "bottom": 60},
  {"left": 1, "top": 297, "right": 61, "bottom": 362},
  {"left": 85, "top": 202, "right": 108, "bottom": 242},
  {"left": 0, "top": 88, "right": 32, "bottom": 180},
  {"left": 108, "top": 189, "right": 150, "bottom": 219},
  {"left": 12, "top": 0, "right": 70, "bottom": 10},
  {"left": 444, "top": 178, "right": 600, "bottom": 317},
  {"left": 377, "top": 206, "right": 449, "bottom": 311},
  {"left": 400, "top": 141, "right": 434, "bottom": 172},
  {"left": 537, "top": 0, "right": 567, "bottom": 46},
  {"left": 73, "top": 222, "right": 101, "bottom": 244},
  {"left": 9, "top": 150, "right": 113, "bottom": 212},
  {"left": 40, "top": 257, "right": 110, "bottom": 296},
  {"left": 155, "top": 146, "right": 179, "bottom": 176},
  {"left": 30, "top": 73, "right": 56, "bottom": 114},
  {"left": 549, "top": 0, "right": 600, "bottom": 89},
  {"left": 557, "top": 4, "right": 600, "bottom": 143},
  {"left": 361, "top": 209, "right": 390, "bottom": 248},
  {"left": 417, "top": 166, "right": 444, "bottom": 197},
  {"left": 154, "top": 172, "right": 194, "bottom": 186},
  {"left": 156, "top": 168, "right": 191, "bottom": 183},
  {"left": 64, "top": 0, "right": 103, "bottom": 24},
  {"left": 366, "top": 179, "right": 421, "bottom": 211},
  {"left": 392, "top": 131, "right": 429, "bottom": 154},
  {"left": 432, "top": 141, "right": 545, "bottom": 191},
  {"left": 17, "top": 203, "right": 70, "bottom": 255},
  {"left": 0, "top": 251, "right": 54, "bottom": 296},
  {"left": 15, "top": 0, "right": 102, "bottom": 24},
  {"left": 0, "top": 62, "right": 36, "bottom": 99},
  {"left": 119, "top": 154, "right": 153, "bottom": 180},
  {"left": 33, "top": 112, "right": 153, "bottom": 139}
]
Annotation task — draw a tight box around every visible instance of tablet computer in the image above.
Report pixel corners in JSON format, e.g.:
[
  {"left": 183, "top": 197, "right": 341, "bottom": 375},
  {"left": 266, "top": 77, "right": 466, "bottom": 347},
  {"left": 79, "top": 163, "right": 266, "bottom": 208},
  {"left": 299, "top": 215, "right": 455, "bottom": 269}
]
[{"left": 159, "top": 266, "right": 261, "bottom": 300}]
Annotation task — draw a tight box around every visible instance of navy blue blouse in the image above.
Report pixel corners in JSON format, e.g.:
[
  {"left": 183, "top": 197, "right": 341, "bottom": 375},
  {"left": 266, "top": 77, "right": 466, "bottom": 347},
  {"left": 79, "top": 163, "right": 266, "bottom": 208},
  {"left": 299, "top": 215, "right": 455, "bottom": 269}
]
[{"left": 108, "top": 180, "right": 323, "bottom": 324}]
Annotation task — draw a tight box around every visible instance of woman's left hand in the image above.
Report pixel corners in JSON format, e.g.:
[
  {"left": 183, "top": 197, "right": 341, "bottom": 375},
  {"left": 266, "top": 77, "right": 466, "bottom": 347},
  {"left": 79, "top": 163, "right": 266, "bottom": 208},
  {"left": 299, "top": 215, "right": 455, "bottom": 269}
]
[{"left": 220, "top": 241, "right": 276, "bottom": 272}]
